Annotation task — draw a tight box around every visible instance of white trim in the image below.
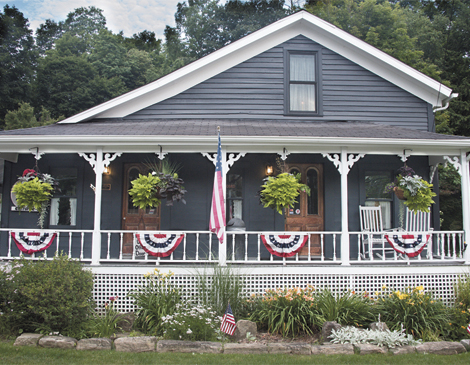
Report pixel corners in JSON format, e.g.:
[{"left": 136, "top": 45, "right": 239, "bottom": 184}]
[{"left": 58, "top": 11, "right": 452, "bottom": 124}]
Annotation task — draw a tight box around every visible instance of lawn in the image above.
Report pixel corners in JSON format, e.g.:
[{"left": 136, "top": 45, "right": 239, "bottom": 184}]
[{"left": 1, "top": 342, "right": 470, "bottom": 365}]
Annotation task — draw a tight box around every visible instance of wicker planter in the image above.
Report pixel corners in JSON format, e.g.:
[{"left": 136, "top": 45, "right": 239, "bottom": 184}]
[{"left": 393, "top": 187, "right": 406, "bottom": 200}]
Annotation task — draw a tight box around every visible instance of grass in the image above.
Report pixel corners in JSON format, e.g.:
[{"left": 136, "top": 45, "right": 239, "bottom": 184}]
[{"left": 1, "top": 342, "right": 470, "bottom": 365}]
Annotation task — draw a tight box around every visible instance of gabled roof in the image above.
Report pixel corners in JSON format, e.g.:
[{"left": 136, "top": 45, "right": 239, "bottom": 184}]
[{"left": 59, "top": 10, "right": 453, "bottom": 125}]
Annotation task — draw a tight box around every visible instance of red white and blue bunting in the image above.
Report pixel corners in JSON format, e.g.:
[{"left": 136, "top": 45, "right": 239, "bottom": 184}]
[
  {"left": 135, "top": 233, "right": 184, "bottom": 257},
  {"left": 260, "top": 234, "right": 308, "bottom": 257},
  {"left": 384, "top": 233, "right": 431, "bottom": 258},
  {"left": 11, "top": 231, "right": 57, "bottom": 255}
]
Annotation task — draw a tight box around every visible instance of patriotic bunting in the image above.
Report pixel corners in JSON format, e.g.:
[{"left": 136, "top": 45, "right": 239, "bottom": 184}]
[
  {"left": 135, "top": 233, "right": 184, "bottom": 257},
  {"left": 260, "top": 234, "right": 309, "bottom": 257},
  {"left": 220, "top": 303, "right": 237, "bottom": 336},
  {"left": 11, "top": 231, "right": 57, "bottom": 255},
  {"left": 384, "top": 233, "right": 431, "bottom": 258}
]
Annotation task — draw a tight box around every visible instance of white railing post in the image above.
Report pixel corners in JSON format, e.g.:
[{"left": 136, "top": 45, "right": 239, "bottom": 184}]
[
  {"left": 92, "top": 148, "right": 104, "bottom": 265},
  {"left": 462, "top": 151, "right": 470, "bottom": 263}
]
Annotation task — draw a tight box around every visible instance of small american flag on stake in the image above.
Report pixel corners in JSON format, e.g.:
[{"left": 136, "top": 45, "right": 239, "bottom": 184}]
[
  {"left": 220, "top": 303, "right": 237, "bottom": 335},
  {"left": 209, "top": 128, "right": 226, "bottom": 244},
  {"left": 467, "top": 322, "right": 470, "bottom": 335}
]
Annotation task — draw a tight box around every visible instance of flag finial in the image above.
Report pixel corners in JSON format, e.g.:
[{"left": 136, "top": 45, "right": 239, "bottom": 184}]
[{"left": 217, "top": 126, "right": 220, "bottom": 132}]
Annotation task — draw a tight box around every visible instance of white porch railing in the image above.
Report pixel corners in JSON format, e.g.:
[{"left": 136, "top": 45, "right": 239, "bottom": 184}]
[{"left": 0, "top": 228, "right": 466, "bottom": 265}]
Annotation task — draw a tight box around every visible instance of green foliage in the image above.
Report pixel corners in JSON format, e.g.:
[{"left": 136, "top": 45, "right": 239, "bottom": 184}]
[
  {"left": 128, "top": 269, "right": 181, "bottom": 336},
  {"left": 89, "top": 296, "right": 124, "bottom": 338},
  {"left": 444, "top": 273, "right": 470, "bottom": 340},
  {"left": 0, "top": 254, "right": 94, "bottom": 337},
  {"left": 249, "top": 286, "right": 320, "bottom": 337},
  {"left": 4, "top": 102, "right": 60, "bottom": 130},
  {"left": 329, "top": 326, "right": 421, "bottom": 347},
  {"left": 195, "top": 265, "right": 246, "bottom": 318},
  {"left": 439, "top": 164, "right": 462, "bottom": 230},
  {"left": 259, "top": 173, "right": 310, "bottom": 215},
  {"left": 376, "top": 285, "right": 449, "bottom": 340},
  {"left": 12, "top": 177, "right": 53, "bottom": 212},
  {"left": 398, "top": 175, "right": 436, "bottom": 213},
  {"left": 314, "top": 289, "right": 377, "bottom": 328},
  {"left": 161, "top": 303, "right": 221, "bottom": 341},
  {"left": 128, "top": 173, "right": 161, "bottom": 209}
]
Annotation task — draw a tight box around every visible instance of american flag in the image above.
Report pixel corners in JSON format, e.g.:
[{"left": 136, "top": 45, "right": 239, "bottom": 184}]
[
  {"left": 209, "top": 131, "right": 225, "bottom": 244},
  {"left": 467, "top": 322, "right": 470, "bottom": 335},
  {"left": 220, "top": 303, "right": 237, "bottom": 335}
]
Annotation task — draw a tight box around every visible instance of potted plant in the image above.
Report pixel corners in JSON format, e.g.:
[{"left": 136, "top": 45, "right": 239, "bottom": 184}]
[
  {"left": 259, "top": 172, "right": 310, "bottom": 215},
  {"left": 11, "top": 169, "right": 59, "bottom": 228},
  {"left": 384, "top": 165, "right": 436, "bottom": 213},
  {"left": 128, "top": 159, "right": 187, "bottom": 209}
]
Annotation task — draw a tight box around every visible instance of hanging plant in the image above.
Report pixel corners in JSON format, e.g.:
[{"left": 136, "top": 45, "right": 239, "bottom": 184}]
[
  {"left": 383, "top": 165, "right": 436, "bottom": 213},
  {"left": 128, "top": 159, "right": 187, "bottom": 209},
  {"left": 259, "top": 172, "right": 310, "bottom": 215},
  {"left": 11, "top": 169, "right": 59, "bottom": 228}
]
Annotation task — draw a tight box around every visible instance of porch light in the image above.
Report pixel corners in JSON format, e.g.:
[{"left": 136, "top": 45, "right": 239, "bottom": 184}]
[
  {"left": 103, "top": 166, "right": 111, "bottom": 175},
  {"left": 266, "top": 165, "right": 274, "bottom": 176}
]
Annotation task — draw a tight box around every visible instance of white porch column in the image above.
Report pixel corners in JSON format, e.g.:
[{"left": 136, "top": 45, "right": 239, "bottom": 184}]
[{"left": 461, "top": 150, "right": 470, "bottom": 263}]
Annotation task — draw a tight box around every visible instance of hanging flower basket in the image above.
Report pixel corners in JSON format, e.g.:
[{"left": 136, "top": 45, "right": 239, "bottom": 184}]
[{"left": 393, "top": 187, "right": 406, "bottom": 200}]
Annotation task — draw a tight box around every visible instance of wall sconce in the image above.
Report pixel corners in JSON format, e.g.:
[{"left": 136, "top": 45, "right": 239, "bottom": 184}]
[
  {"left": 103, "top": 166, "right": 111, "bottom": 175},
  {"left": 266, "top": 165, "right": 274, "bottom": 176}
]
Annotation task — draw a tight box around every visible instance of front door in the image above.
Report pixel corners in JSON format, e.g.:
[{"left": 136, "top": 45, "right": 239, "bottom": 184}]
[
  {"left": 121, "top": 163, "right": 160, "bottom": 255},
  {"left": 285, "top": 164, "right": 324, "bottom": 256}
]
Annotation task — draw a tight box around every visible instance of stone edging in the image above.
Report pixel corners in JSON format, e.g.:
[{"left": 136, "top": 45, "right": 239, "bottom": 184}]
[{"left": 13, "top": 333, "right": 470, "bottom": 355}]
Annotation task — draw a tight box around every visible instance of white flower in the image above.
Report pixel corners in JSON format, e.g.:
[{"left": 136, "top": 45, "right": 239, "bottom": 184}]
[{"left": 186, "top": 329, "right": 192, "bottom": 334}]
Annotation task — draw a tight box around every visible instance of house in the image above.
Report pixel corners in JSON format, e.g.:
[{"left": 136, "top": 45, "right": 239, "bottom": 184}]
[{"left": 0, "top": 11, "right": 469, "bottom": 310}]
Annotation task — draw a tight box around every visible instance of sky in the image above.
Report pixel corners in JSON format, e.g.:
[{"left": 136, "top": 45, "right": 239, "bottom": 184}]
[{"left": 0, "top": 0, "right": 183, "bottom": 39}]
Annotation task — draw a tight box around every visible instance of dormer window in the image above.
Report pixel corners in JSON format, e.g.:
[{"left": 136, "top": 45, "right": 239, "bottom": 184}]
[{"left": 285, "top": 50, "right": 322, "bottom": 116}]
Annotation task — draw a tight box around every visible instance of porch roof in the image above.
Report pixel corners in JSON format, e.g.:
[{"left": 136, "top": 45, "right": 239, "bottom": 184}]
[{"left": 1, "top": 119, "right": 469, "bottom": 156}]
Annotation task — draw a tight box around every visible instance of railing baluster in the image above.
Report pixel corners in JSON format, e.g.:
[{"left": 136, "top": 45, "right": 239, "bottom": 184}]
[
  {"left": 257, "top": 234, "right": 261, "bottom": 262},
  {"left": 333, "top": 234, "right": 337, "bottom": 261},
  {"left": 107, "top": 232, "right": 111, "bottom": 260},
  {"left": 231, "top": 234, "right": 235, "bottom": 263},
  {"left": 183, "top": 233, "right": 187, "bottom": 261},
  {"left": 245, "top": 234, "right": 248, "bottom": 262},
  {"left": 196, "top": 233, "right": 200, "bottom": 261},
  {"left": 80, "top": 232, "right": 84, "bottom": 260},
  {"left": 132, "top": 233, "right": 136, "bottom": 261},
  {"left": 119, "top": 232, "right": 123, "bottom": 260},
  {"left": 308, "top": 234, "right": 311, "bottom": 262},
  {"left": 320, "top": 234, "right": 324, "bottom": 262},
  {"left": 68, "top": 232, "right": 72, "bottom": 259},
  {"left": 209, "top": 233, "right": 212, "bottom": 262}
]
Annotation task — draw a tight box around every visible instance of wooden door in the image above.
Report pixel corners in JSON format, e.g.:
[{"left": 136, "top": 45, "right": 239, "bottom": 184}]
[
  {"left": 121, "top": 163, "right": 160, "bottom": 255},
  {"left": 285, "top": 164, "right": 324, "bottom": 256}
]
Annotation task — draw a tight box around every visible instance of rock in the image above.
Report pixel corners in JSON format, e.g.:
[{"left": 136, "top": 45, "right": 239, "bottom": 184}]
[
  {"left": 369, "top": 322, "right": 389, "bottom": 331},
  {"left": 389, "top": 345, "right": 417, "bottom": 355},
  {"left": 460, "top": 339, "right": 470, "bottom": 351},
  {"left": 321, "top": 321, "right": 342, "bottom": 343},
  {"left": 76, "top": 338, "right": 113, "bottom": 351},
  {"left": 14, "top": 333, "right": 43, "bottom": 346},
  {"left": 233, "top": 320, "right": 257, "bottom": 341},
  {"left": 116, "top": 312, "right": 135, "bottom": 332},
  {"left": 223, "top": 343, "right": 269, "bottom": 354},
  {"left": 311, "top": 344, "right": 354, "bottom": 355},
  {"left": 416, "top": 341, "right": 467, "bottom": 355},
  {"left": 38, "top": 335, "right": 77, "bottom": 349},
  {"left": 289, "top": 343, "right": 313, "bottom": 355},
  {"left": 157, "top": 340, "right": 222, "bottom": 353},
  {"left": 354, "top": 343, "right": 388, "bottom": 354},
  {"left": 114, "top": 336, "right": 156, "bottom": 352},
  {"left": 266, "top": 343, "right": 312, "bottom": 355}
]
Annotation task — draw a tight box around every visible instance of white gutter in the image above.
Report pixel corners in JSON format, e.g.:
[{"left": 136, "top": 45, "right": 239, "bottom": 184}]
[{"left": 433, "top": 93, "right": 459, "bottom": 112}]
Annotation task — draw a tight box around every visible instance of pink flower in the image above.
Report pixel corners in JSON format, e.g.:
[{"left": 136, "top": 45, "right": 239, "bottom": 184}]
[
  {"left": 22, "top": 169, "right": 37, "bottom": 177},
  {"left": 109, "top": 296, "right": 118, "bottom": 302}
]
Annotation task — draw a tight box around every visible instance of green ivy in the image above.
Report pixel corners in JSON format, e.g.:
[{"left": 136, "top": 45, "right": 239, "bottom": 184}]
[
  {"left": 128, "top": 173, "right": 161, "bottom": 209},
  {"left": 259, "top": 173, "right": 310, "bottom": 215}
]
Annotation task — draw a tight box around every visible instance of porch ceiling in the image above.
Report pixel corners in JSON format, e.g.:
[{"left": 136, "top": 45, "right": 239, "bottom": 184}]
[{"left": 0, "top": 119, "right": 469, "bottom": 156}]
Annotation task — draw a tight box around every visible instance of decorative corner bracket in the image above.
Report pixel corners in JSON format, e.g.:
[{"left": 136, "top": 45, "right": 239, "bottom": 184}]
[
  {"left": 322, "top": 153, "right": 365, "bottom": 175},
  {"left": 444, "top": 155, "right": 462, "bottom": 176},
  {"left": 278, "top": 148, "right": 290, "bottom": 161},
  {"left": 398, "top": 149, "right": 412, "bottom": 163},
  {"left": 201, "top": 152, "right": 246, "bottom": 172},
  {"left": 156, "top": 145, "right": 167, "bottom": 160},
  {"left": 29, "top": 147, "right": 45, "bottom": 160},
  {"left": 79, "top": 152, "right": 122, "bottom": 173}
]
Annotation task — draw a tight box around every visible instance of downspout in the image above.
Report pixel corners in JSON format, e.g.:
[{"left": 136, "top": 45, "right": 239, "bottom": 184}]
[{"left": 433, "top": 93, "right": 459, "bottom": 113}]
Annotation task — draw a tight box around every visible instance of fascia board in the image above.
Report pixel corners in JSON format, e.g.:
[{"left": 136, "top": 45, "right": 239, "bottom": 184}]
[{"left": 58, "top": 11, "right": 450, "bottom": 124}]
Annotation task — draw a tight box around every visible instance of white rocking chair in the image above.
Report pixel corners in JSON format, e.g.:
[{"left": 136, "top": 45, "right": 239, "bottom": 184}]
[
  {"left": 359, "top": 206, "right": 394, "bottom": 260},
  {"left": 404, "top": 207, "right": 432, "bottom": 259}
]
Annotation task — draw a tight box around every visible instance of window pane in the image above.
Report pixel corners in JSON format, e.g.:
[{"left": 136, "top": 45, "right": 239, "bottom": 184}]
[
  {"left": 127, "top": 167, "right": 140, "bottom": 214},
  {"left": 365, "top": 201, "right": 392, "bottom": 230},
  {"left": 365, "top": 172, "right": 391, "bottom": 199},
  {"left": 307, "top": 168, "right": 318, "bottom": 215},
  {"left": 227, "top": 174, "right": 242, "bottom": 198},
  {"left": 53, "top": 168, "right": 77, "bottom": 196},
  {"left": 290, "top": 84, "right": 316, "bottom": 111},
  {"left": 50, "top": 197, "right": 77, "bottom": 226},
  {"left": 290, "top": 54, "right": 315, "bottom": 81}
]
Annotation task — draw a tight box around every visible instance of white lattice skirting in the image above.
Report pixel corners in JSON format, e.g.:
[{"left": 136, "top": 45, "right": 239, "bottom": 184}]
[{"left": 91, "top": 265, "right": 469, "bottom": 312}]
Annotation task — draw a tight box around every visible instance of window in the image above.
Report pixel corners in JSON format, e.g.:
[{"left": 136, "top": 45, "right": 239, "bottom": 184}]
[
  {"left": 49, "top": 168, "right": 77, "bottom": 226},
  {"left": 286, "top": 51, "right": 320, "bottom": 115},
  {"left": 226, "top": 174, "right": 243, "bottom": 222},
  {"left": 365, "top": 171, "right": 392, "bottom": 229}
]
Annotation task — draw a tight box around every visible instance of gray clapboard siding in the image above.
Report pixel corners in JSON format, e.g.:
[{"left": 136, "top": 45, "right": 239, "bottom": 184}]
[{"left": 126, "top": 36, "right": 431, "bottom": 131}]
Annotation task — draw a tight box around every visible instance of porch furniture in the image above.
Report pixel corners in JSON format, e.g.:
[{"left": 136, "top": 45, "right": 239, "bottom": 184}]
[
  {"left": 405, "top": 207, "right": 432, "bottom": 232},
  {"left": 359, "top": 206, "right": 395, "bottom": 259}
]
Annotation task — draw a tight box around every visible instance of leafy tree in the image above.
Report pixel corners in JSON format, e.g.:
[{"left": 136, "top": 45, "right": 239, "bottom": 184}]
[
  {"left": 4, "top": 102, "right": 61, "bottom": 130},
  {"left": 0, "top": 5, "right": 37, "bottom": 129}
]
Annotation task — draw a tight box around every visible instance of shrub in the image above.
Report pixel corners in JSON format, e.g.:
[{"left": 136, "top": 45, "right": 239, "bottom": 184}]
[
  {"left": 314, "top": 289, "right": 377, "bottom": 328},
  {"left": 376, "top": 285, "right": 449, "bottom": 340},
  {"left": 0, "top": 254, "right": 94, "bottom": 338},
  {"left": 89, "top": 296, "right": 124, "bottom": 338},
  {"left": 443, "top": 273, "right": 470, "bottom": 340},
  {"left": 249, "top": 286, "right": 320, "bottom": 337},
  {"left": 161, "top": 303, "right": 222, "bottom": 341},
  {"left": 329, "top": 326, "right": 421, "bottom": 347},
  {"left": 128, "top": 268, "right": 181, "bottom": 335}
]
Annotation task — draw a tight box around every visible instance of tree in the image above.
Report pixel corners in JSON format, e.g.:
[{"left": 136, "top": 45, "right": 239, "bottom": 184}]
[
  {"left": 0, "top": 5, "right": 37, "bottom": 129},
  {"left": 4, "top": 102, "right": 61, "bottom": 130}
]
